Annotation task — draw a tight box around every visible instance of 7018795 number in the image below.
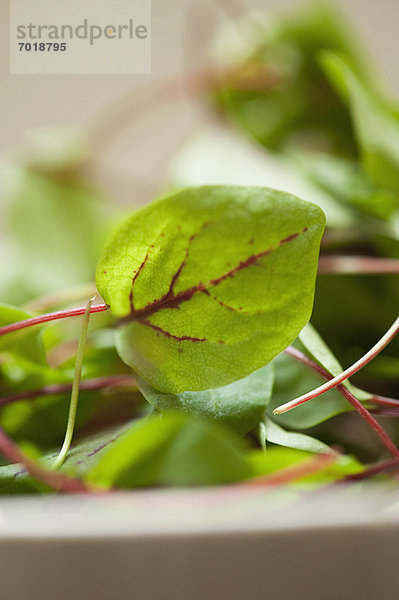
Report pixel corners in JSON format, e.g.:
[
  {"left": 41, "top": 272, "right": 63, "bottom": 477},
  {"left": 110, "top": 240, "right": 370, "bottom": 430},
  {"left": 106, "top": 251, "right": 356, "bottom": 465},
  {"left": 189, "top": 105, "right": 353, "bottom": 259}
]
[{"left": 18, "top": 42, "right": 67, "bottom": 51}]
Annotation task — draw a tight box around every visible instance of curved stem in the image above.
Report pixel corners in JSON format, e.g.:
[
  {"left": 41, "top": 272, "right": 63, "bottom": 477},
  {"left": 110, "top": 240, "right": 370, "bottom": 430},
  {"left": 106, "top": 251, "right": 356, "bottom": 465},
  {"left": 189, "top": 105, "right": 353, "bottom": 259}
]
[
  {"left": 0, "top": 303, "right": 109, "bottom": 337},
  {"left": 53, "top": 298, "right": 93, "bottom": 469},
  {"left": 282, "top": 346, "right": 399, "bottom": 458},
  {"left": 274, "top": 315, "right": 399, "bottom": 415}
]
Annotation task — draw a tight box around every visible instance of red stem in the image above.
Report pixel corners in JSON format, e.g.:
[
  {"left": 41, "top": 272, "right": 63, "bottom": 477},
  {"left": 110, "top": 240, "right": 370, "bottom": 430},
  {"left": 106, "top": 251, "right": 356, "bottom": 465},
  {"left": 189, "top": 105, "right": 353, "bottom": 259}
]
[
  {"left": 284, "top": 346, "right": 399, "bottom": 458},
  {"left": 276, "top": 316, "right": 399, "bottom": 414},
  {"left": 0, "top": 375, "right": 137, "bottom": 408},
  {"left": 0, "top": 303, "right": 109, "bottom": 337}
]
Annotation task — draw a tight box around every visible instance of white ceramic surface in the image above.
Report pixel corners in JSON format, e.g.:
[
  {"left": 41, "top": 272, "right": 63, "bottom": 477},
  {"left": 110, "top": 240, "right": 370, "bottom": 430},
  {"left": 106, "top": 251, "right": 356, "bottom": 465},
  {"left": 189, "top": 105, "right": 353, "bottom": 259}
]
[{"left": 0, "top": 484, "right": 398, "bottom": 600}]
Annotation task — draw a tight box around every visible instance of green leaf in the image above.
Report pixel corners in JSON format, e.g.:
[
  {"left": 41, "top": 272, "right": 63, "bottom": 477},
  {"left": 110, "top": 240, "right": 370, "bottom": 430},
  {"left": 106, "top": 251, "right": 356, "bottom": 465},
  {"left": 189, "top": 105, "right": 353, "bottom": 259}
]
[
  {"left": 321, "top": 53, "right": 399, "bottom": 195},
  {"left": 0, "top": 303, "right": 46, "bottom": 364},
  {"left": 213, "top": 3, "right": 365, "bottom": 157},
  {"left": 260, "top": 417, "right": 330, "bottom": 454},
  {"left": 86, "top": 413, "right": 253, "bottom": 488},
  {"left": 137, "top": 363, "right": 274, "bottom": 435},
  {"left": 248, "top": 446, "right": 316, "bottom": 477},
  {"left": 294, "top": 151, "right": 399, "bottom": 221},
  {"left": 96, "top": 185, "right": 325, "bottom": 393},
  {"left": 2, "top": 165, "right": 111, "bottom": 302},
  {"left": 248, "top": 447, "right": 362, "bottom": 482}
]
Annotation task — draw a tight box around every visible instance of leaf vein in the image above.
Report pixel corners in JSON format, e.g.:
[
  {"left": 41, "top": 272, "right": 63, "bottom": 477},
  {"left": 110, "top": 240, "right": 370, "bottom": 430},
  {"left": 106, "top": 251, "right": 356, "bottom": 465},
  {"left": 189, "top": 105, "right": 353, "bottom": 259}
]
[{"left": 123, "top": 227, "right": 307, "bottom": 323}]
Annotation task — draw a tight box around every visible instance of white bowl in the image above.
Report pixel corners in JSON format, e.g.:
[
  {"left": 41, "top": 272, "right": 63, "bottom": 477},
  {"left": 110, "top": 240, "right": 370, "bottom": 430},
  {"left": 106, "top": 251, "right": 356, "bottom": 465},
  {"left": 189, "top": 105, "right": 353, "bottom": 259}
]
[{"left": 0, "top": 484, "right": 398, "bottom": 600}]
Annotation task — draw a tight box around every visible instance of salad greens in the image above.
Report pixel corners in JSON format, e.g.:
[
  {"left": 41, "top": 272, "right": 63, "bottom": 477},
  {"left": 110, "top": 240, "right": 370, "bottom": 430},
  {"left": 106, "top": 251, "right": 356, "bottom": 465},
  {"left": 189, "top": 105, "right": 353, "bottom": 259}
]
[{"left": 1, "top": 2, "right": 399, "bottom": 494}]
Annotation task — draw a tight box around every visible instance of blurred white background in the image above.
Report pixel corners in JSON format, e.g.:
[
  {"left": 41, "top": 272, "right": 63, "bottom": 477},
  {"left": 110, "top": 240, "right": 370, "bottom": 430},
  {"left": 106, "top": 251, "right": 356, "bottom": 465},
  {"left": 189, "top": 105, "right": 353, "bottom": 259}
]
[{"left": 2, "top": 0, "right": 399, "bottom": 201}]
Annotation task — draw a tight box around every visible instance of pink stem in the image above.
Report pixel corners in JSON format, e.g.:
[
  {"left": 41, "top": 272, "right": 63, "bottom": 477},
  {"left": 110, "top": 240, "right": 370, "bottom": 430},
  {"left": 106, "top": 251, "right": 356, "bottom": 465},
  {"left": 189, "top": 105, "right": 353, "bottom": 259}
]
[
  {"left": 0, "top": 375, "right": 137, "bottom": 407},
  {"left": 274, "top": 315, "right": 399, "bottom": 415},
  {"left": 318, "top": 256, "right": 399, "bottom": 275},
  {"left": 0, "top": 303, "right": 109, "bottom": 337},
  {"left": 283, "top": 346, "right": 399, "bottom": 458}
]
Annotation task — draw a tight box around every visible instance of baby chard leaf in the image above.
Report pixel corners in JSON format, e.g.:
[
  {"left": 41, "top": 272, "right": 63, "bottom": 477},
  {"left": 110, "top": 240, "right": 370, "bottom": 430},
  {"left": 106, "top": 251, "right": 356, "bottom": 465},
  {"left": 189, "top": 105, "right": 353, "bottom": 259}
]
[{"left": 96, "top": 186, "right": 325, "bottom": 393}]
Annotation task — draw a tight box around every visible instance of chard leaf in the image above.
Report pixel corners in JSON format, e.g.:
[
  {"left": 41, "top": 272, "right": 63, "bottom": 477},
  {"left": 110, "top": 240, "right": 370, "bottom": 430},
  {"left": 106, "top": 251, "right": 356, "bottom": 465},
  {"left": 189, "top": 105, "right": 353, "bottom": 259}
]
[
  {"left": 260, "top": 417, "right": 330, "bottom": 454},
  {"left": 86, "top": 413, "right": 253, "bottom": 488},
  {"left": 137, "top": 363, "right": 274, "bottom": 435},
  {"left": 96, "top": 185, "right": 325, "bottom": 393}
]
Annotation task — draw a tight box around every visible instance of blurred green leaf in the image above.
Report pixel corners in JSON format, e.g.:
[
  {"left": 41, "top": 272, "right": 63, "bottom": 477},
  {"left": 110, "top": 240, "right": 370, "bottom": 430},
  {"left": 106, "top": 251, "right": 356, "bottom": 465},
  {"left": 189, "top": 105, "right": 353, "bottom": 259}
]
[
  {"left": 2, "top": 165, "right": 111, "bottom": 303},
  {"left": 87, "top": 413, "right": 253, "bottom": 488},
  {"left": 294, "top": 151, "right": 399, "bottom": 221},
  {"left": 248, "top": 446, "right": 362, "bottom": 481},
  {"left": 213, "top": 3, "right": 365, "bottom": 156},
  {"left": 0, "top": 303, "right": 46, "bottom": 364},
  {"left": 322, "top": 52, "right": 399, "bottom": 195},
  {"left": 0, "top": 417, "right": 358, "bottom": 494}
]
